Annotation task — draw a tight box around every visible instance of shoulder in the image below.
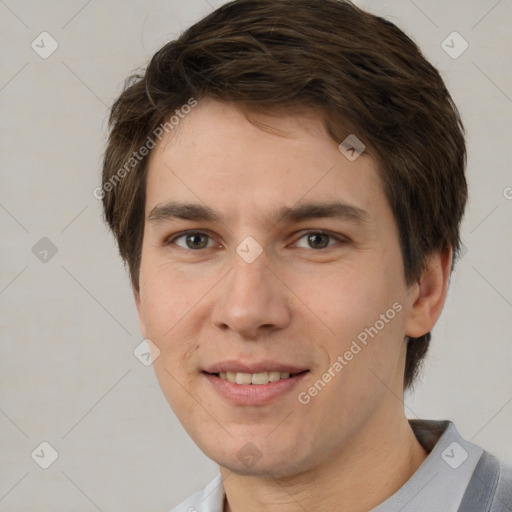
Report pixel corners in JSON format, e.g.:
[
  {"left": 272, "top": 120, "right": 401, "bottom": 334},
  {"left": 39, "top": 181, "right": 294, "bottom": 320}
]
[
  {"left": 463, "top": 451, "right": 512, "bottom": 512},
  {"left": 490, "top": 457, "right": 512, "bottom": 511}
]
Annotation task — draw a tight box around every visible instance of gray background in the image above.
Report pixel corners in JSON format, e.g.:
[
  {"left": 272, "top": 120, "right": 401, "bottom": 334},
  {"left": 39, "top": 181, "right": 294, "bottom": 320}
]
[{"left": 0, "top": 0, "right": 511, "bottom": 510}]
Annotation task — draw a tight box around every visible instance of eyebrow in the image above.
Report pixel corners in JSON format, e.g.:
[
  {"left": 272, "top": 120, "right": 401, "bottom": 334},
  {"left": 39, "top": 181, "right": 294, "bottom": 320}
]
[
  {"left": 146, "top": 201, "right": 369, "bottom": 225},
  {"left": 147, "top": 202, "right": 220, "bottom": 223},
  {"left": 276, "top": 202, "right": 369, "bottom": 224}
]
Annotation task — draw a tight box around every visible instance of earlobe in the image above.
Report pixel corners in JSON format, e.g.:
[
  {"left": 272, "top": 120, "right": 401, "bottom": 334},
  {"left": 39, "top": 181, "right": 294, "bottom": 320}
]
[{"left": 404, "top": 248, "right": 452, "bottom": 338}]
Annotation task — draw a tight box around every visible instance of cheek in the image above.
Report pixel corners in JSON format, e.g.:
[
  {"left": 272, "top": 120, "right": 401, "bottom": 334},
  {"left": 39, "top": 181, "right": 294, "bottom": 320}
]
[
  {"left": 139, "top": 259, "right": 210, "bottom": 341},
  {"left": 295, "top": 256, "right": 407, "bottom": 376},
  {"left": 294, "top": 264, "right": 394, "bottom": 335}
]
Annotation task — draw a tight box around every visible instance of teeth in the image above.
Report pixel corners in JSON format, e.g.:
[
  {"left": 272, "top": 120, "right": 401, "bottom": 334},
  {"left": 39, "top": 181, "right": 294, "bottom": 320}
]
[
  {"left": 217, "top": 371, "right": 296, "bottom": 384},
  {"left": 251, "top": 372, "right": 268, "bottom": 385},
  {"left": 269, "top": 371, "right": 281, "bottom": 382},
  {"left": 236, "top": 372, "right": 253, "bottom": 384}
]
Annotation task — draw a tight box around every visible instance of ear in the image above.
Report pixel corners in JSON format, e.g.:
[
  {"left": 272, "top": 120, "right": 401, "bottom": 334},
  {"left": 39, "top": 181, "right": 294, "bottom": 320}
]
[
  {"left": 404, "top": 247, "right": 452, "bottom": 338},
  {"left": 132, "top": 285, "right": 147, "bottom": 339}
]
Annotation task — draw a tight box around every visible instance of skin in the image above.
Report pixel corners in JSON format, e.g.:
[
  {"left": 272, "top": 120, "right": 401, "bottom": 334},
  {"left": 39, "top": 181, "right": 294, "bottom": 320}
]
[{"left": 134, "top": 98, "right": 452, "bottom": 512}]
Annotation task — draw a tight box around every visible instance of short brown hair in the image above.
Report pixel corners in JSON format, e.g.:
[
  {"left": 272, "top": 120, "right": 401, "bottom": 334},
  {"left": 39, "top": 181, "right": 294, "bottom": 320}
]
[{"left": 101, "top": 0, "right": 467, "bottom": 389}]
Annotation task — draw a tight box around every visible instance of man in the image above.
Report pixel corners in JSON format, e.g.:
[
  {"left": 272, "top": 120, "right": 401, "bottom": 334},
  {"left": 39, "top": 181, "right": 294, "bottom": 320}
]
[{"left": 100, "top": 0, "right": 512, "bottom": 510}]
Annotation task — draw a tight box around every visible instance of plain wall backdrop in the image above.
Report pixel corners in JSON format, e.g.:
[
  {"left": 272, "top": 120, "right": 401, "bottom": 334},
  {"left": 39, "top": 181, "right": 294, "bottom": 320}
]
[{"left": 1, "top": 0, "right": 511, "bottom": 510}]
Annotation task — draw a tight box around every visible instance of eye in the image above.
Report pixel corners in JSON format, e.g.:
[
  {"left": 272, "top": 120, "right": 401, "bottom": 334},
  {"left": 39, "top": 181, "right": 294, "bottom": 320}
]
[
  {"left": 171, "top": 231, "right": 215, "bottom": 250},
  {"left": 294, "top": 231, "right": 345, "bottom": 250}
]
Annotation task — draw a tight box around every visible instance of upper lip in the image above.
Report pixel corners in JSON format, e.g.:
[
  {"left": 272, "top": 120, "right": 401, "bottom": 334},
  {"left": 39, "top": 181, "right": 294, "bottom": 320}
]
[{"left": 203, "top": 360, "right": 309, "bottom": 374}]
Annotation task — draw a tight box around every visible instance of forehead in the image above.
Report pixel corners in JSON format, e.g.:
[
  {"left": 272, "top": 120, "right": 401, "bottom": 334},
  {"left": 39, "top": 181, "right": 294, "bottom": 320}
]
[{"left": 144, "top": 99, "right": 387, "bottom": 225}]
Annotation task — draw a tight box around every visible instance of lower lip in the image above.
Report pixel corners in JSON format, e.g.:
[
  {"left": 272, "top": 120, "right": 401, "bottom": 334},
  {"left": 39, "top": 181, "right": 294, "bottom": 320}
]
[{"left": 202, "top": 372, "right": 309, "bottom": 405}]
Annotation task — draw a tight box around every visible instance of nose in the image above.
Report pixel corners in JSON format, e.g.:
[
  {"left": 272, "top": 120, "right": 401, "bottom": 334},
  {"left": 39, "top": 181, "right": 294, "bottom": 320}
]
[{"left": 211, "top": 255, "right": 291, "bottom": 339}]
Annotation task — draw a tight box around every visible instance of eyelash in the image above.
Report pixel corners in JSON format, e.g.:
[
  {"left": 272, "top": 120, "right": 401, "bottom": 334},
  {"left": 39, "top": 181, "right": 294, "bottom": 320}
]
[{"left": 165, "top": 230, "right": 349, "bottom": 250}]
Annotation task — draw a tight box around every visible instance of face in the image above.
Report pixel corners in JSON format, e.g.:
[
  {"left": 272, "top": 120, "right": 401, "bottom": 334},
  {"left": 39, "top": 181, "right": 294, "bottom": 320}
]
[{"left": 135, "top": 98, "right": 421, "bottom": 477}]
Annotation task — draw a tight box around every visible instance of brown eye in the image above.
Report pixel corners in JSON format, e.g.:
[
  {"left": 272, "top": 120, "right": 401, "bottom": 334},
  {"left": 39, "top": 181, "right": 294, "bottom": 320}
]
[
  {"left": 307, "top": 233, "right": 331, "bottom": 249},
  {"left": 293, "top": 231, "right": 347, "bottom": 250},
  {"left": 173, "top": 232, "right": 213, "bottom": 249}
]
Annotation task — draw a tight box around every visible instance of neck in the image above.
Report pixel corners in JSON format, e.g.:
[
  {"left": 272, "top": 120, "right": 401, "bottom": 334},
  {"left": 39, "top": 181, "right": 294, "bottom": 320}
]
[{"left": 221, "top": 411, "right": 428, "bottom": 512}]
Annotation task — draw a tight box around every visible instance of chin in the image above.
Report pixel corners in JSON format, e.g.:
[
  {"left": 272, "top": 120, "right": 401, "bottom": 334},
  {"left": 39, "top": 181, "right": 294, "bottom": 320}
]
[
  {"left": 219, "top": 457, "right": 306, "bottom": 478},
  {"left": 203, "top": 439, "right": 313, "bottom": 479}
]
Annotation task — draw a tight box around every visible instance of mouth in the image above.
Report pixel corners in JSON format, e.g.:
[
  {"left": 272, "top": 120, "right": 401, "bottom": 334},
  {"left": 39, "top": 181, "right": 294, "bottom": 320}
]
[{"left": 201, "top": 366, "right": 310, "bottom": 405}]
